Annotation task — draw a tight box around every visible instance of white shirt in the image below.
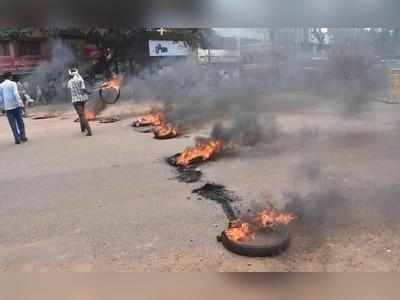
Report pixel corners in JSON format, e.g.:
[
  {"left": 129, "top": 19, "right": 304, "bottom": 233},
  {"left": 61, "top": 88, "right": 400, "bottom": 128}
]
[
  {"left": 36, "top": 86, "right": 42, "bottom": 97},
  {"left": 0, "top": 79, "right": 24, "bottom": 111},
  {"left": 67, "top": 75, "right": 88, "bottom": 103}
]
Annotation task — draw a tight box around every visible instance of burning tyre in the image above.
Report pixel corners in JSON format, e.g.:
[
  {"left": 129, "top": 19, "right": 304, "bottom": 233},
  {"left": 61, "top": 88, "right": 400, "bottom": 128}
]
[
  {"left": 99, "top": 88, "right": 121, "bottom": 104},
  {"left": 218, "top": 225, "right": 290, "bottom": 257},
  {"left": 132, "top": 112, "right": 163, "bottom": 128},
  {"left": 99, "top": 76, "right": 123, "bottom": 104},
  {"left": 98, "top": 117, "right": 120, "bottom": 123},
  {"left": 168, "top": 139, "right": 224, "bottom": 167},
  {"left": 74, "top": 111, "right": 97, "bottom": 122},
  {"left": 153, "top": 123, "right": 179, "bottom": 140},
  {"left": 166, "top": 154, "right": 203, "bottom": 183},
  {"left": 166, "top": 140, "right": 225, "bottom": 184},
  {"left": 218, "top": 210, "right": 295, "bottom": 257}
]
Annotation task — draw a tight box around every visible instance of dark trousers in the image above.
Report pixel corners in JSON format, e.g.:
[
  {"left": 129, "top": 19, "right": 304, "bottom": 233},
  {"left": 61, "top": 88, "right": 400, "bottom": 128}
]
[
  {"left": 73, "top": 101, "right": 92, "bottom": 135},
  {"left": 6, "top": 107, "right": 26, "bottom": 142}
]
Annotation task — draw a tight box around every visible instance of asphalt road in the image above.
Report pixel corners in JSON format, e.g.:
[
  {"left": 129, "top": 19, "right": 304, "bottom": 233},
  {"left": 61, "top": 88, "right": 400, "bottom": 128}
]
[{"left": 1, "top": 96, "right": 400, "bottom": 271}]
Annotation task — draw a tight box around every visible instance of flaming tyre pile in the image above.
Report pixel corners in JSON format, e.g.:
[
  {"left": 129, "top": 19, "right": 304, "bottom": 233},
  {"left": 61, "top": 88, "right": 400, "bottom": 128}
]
[
  {"left": 219, "top": 224, "right": 290, "bottom": 257},
  {"left": 98, "top": 117, "right": 120, "bottom": 124},
  {"left": 193, "top": 183, "right": 295, "bottom": 257},
  {"left": 73, "top": 111, "right": 120, "bottom": 123},
  {"left": 132, "top": 112, "right": 163, "bottom": 128},
  {"left": 218, "top": 210, "right": 295, "bottom": 257},
  {"left": 132, "top": 109, "right": 181, "bottom": 139},
  {"left": 153, "top": 123, "right": 179, "bottom": 140},
  {"left": 99, "top": 76, "right": 123, "bottom": 104},
  {"left": 74, "top": 111, "right": 97, "bottom": 123},
  {"left": 168, "top": 139, "right": 224, "bottom": 167},
  {"left": 166, "top": 139, "right": 224, "bottom": 183},
  {"left": 85, "top": 111, "right": 97, "bottom": 122}
]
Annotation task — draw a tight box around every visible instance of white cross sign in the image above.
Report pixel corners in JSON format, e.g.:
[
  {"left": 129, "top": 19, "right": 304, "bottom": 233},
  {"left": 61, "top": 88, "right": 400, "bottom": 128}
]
[{"left": 157, "top": 28, "right": 168, "bottom": 36}]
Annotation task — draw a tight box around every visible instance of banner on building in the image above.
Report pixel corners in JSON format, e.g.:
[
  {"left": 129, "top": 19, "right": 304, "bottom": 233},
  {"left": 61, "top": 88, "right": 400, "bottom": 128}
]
[{"left": 149, "top": 40, "right": 190, "bottom": 57}]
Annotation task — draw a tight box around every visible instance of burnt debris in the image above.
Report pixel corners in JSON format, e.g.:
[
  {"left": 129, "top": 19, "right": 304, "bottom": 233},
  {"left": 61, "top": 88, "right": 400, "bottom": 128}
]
[
  {"left": 166, "top": 154, "right": 203, "bottom": 184},
  {"left": 193, "top": 183, "right": 240, "bottom": 221},
  {"left": 166, "top": 153, "right": 182, "bottom": 167},
  {"left": 98, "top": 117, "right": 121, "bottom": 123},
  {"left": 31, "top": 113, "right": 60, "bottom": 120},
  {"left": 176, "top": 168, "right": 202, "bottom": 183}
]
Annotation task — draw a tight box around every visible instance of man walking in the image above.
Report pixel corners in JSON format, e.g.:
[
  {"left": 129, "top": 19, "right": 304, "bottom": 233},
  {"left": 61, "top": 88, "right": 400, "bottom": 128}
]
[
  {"left": 67, "top": 68, "right": 92, "bottom": 136},
  {"left": 0, "top": 72, "right": 28, "bottom": 144}
]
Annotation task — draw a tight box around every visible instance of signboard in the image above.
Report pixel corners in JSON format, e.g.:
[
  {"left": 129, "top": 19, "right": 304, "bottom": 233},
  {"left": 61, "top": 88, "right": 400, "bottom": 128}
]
[
  {"left": 0, "top": 56, "right": 45, "bottom": 75},
  {"left": 83, "top": 44, "right": 102, "bottom": 59},
  {"left": 149, "top": 40, "right": 189, "bottom": 57}
]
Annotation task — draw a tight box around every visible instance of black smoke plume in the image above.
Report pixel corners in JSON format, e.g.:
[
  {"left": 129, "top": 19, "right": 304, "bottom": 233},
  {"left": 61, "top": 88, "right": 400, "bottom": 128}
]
[{"left": 211, "top": 114, "right": 278, "bottom": 147}]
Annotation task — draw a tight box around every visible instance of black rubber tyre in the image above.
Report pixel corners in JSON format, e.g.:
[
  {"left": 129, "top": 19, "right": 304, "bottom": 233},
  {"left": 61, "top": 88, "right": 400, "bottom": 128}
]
[
  {"left": 166, "top": 153, "right": 208, "bottom": 168},
  {"left": 98, "top": 117, "right": 120, "bottom": 124},
  {"left": 134, "top": 127, "right": 153, "bottom": 133},
  {"left": 219, "top": 226, "right": 290, "bottom": 257},
  {"left": 99, "top": 88, "right": 121, "bottom": 104},
  {"left": 132, "top": 122, "right": 153, "bottom": 128},
  {"left": 176, "top": 168, "right": 202, "bottom": 183},
  {"left": 166, "top": 153, "right": 181, "bottom": 167},
  {"left": 154, "top": 133, "right": 178, "bottom": 140}
]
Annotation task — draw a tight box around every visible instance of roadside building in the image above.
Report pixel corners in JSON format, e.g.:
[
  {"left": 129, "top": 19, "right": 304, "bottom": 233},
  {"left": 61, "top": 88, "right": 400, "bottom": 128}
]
[{"left": 0, "top": 30, "right": 49, "bottom": 77}]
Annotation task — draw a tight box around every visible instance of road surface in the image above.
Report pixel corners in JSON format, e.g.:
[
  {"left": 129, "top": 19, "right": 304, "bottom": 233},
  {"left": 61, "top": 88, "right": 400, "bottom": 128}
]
[{"left": 1, "top": 96, "right": 400, "bottom": 271}]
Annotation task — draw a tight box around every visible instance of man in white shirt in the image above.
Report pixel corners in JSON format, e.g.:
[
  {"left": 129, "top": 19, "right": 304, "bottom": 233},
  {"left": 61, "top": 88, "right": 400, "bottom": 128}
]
[
  {"left": 0, "top": 72, "right": 28, "bottom": 144},
  {"left": 67, "top": 68, "right": 92, "bottom": 136}
]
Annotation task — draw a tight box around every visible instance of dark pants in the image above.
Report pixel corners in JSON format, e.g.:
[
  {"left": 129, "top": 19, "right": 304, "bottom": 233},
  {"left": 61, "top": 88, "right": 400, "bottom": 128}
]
[
  {"left": 6, "top": 107, "right": 26, "bottom": 143},
  {"left": 73, "top": 101, "right": 92, "bottom": 135}
]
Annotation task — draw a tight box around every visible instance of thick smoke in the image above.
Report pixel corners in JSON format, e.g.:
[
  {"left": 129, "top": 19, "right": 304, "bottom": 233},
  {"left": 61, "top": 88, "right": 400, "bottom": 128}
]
[
  {"left": 127, "top": 43, "right": 389, "bottom": 153},
  {"left": 284, "top": 190, "right": 351, "bottom": 229},
  {"left": 211, "top": 113, "right": 278, "bottom": 147},
  {"left": 283, "top": 146, "right": 400, "bottom": 246},
  {"left": 23, "top": 40, "right": 76, "bottom": 105},
  {"left": 25, "top": 40, "right": 115, "bottom": 115},
  {"left": 129, "top": 55, "right": 273, "bottom": 132},
  {"left": 129, "top": 43, "right": 389, "bottom": 132},
  {"left": 34, "top": 40, "right": 75, "bottom": 78},
  {"left": 128, "top": 56, "right": 286, "bottom": 150},
  {"left": 318, "top": 49, "right": 389, "bottom": 116},
  {"left": 278, "top": 158, "right": 353, "bottom": 247}
]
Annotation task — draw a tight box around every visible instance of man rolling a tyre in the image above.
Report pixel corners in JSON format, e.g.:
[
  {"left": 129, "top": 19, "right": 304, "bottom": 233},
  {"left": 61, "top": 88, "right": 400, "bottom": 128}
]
[{"left": 67, "top": 68, "right": 93, "bottom": 136}]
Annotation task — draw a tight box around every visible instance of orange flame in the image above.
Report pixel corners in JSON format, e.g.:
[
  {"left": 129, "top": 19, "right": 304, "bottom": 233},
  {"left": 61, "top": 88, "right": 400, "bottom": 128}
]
[
  {"left": 133, "top": 112, "right": 164, "bottom": 127},
  {"left": 177, "top": 140, "right": 224, "bottom": 166},
  {"left": 85, "top": 111, "right": 97, "bottom": 121},
  {"left": 102, "top": 76, "right": 123, "bottom": 91},
  {"left": 225, "top": 210, "right": 296, "bottom": 242},
  {"left": 153, "top": 123, "right": 179, "bottom": 139},
  {"left": 225, "top": 223, "right": 256, "bottom": 242},
  {"left": 256, "top": 210, "right": 296, "bottom": 228}
]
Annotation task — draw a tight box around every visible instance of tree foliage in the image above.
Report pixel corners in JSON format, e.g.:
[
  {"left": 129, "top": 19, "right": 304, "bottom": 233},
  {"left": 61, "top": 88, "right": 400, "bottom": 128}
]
[
  {"left": 0, "top": 27, "right": 215, "bottom": 61},
  {"left": 0, "top": 27, "right": 213, "bottom": 48}
]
